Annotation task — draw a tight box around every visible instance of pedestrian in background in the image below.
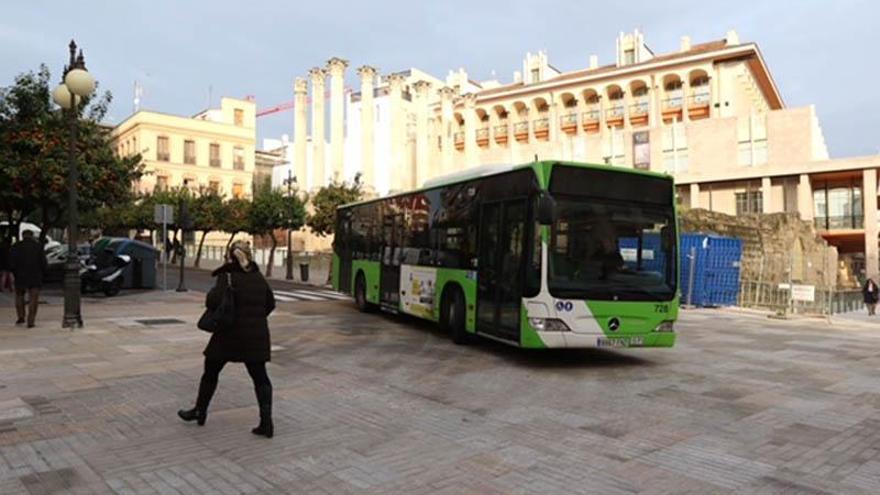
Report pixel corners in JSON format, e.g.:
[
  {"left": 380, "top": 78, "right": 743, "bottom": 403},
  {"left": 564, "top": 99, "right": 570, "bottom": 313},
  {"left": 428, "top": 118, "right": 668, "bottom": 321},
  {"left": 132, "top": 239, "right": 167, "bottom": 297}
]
[
  {"left": 178, "top": 240, "right": 277, "bottom": 438},
  {"left": 10, "top": 230, "right": 47, "bottom": 328},
  {"left": 863, "top": 278, "right": 878, "bottom": 316},
  {"left": 0, "top": 237, "right": 12, "bottom": 292}
]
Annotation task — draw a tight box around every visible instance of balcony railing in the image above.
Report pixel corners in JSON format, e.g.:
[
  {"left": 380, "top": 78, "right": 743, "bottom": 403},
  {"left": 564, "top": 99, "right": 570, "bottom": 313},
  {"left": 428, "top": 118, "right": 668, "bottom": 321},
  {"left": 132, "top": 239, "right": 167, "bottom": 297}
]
[
  {"left": 630, "top": 99, "right": 650, "bottom": 115},
  {"left": 560, "top": 113, "right": 578, "bottom": 126},
  {"left": 582, "top": 109, "right": 600, "bottom": 121},
  {"left": 233, "top": 160, "right": 245, "bottom": 171},
  {"left": 184, "top": 155, "right": 196, "bottom": 165},
  {"left": 513, "top": 121, "right": 529, "bottom": 134},
  {"left": 210, "top": 158, "right": 221, "bottom": 167},
  {"left": 157, "top": 152, "right": 170, "bottom": 162},
  {"left": 663, "top": 90, "right": 684, "bottom": 108},
  {"left": 689, "top": 90, "right": 711, "bottom": 106},
  {"left": 453, "top": 132, "right": 464, "bottom": 143},
  {"left": 476, "top": 128, "right": 490, "bottom": 140},
  {"left": 814, "top": 215, "right": 864, "bottom": 231},
  {"left": 533, "top": 118, "right": 549, "bottom": 130},
  {"left": 606, "top": 105, "right": 625, "bottom": 119}
]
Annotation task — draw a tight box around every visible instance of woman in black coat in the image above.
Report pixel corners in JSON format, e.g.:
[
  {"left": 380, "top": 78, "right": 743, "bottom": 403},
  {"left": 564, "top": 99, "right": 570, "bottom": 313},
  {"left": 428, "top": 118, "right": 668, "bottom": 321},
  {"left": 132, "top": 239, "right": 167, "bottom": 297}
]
[
  {"left": 863, "top": 278, "right": 878, "bottom": 316},
  {"left": 178, "top": 241, "right": 277, "bottom": 437}
]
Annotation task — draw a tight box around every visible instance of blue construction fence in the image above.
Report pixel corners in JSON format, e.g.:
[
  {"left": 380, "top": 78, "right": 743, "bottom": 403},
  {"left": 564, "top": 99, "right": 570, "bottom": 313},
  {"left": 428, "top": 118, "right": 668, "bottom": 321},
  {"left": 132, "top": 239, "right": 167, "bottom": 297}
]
[{"left": 619, "top": 233, "right": 743, "bottom": 307}]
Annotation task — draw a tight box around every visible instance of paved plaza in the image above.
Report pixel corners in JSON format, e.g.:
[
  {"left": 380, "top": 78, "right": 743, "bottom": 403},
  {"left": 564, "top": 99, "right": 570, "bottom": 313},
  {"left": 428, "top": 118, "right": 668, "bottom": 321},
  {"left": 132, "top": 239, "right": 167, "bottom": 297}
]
[{"left": 2, "top": 290, "right": 880, "bottom": 494}]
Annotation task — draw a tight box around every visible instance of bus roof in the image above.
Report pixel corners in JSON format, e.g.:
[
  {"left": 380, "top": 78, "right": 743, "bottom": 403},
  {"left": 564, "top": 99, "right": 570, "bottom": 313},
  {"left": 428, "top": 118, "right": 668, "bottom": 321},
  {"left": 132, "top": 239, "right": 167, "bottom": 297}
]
[{"left": 338, "top": 160, "right": 672, "bottom": 209}]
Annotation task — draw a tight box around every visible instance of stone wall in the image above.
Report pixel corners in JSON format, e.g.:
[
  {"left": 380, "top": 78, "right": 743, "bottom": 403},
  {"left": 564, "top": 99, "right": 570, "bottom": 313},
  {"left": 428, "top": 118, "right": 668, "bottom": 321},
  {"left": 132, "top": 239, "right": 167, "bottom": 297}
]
[{"left": 680, "top": 208, "right": 845, "bottom": 288}]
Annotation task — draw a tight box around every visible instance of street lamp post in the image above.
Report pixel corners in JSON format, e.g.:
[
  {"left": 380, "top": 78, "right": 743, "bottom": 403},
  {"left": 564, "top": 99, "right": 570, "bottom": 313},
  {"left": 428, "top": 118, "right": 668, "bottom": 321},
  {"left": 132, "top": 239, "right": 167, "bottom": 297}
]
[
  {"left": 177, "top": 179, "right": 189, "bottom": 292},
  {"left": 284, "top": 169, "right": 297, "bottom": 280},
  {"left": 52, "top": 40, "right": 95, "bottom": 329}
]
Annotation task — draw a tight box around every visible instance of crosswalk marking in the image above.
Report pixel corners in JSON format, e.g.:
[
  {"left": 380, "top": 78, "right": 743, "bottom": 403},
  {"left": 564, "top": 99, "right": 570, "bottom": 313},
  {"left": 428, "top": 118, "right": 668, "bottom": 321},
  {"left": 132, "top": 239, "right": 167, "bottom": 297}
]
[{"left": 272, "top": 288, "right": 350, "bottom": 303}]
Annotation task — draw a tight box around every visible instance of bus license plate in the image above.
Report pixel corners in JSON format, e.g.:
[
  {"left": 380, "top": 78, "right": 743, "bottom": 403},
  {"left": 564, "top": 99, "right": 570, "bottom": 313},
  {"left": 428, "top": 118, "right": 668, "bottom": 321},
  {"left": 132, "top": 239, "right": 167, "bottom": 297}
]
[{"left": 597, "top": 336, "right": 644, "bottom": 348}]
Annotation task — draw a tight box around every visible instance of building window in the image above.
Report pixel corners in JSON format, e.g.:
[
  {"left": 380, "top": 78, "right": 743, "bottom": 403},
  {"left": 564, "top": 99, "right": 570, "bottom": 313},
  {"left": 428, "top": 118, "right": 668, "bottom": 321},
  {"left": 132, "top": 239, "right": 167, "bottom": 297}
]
[
  {"left": 234, "top": 108, "right": 244, "bottom": 126},
  {"left": 184, "top": 140, "right": 196, "bottom": 164},
  {"left": 738, "top": 113, "right": 768, "bottom": 166},
  {"left": 232, "top": 183, "right": 243, "bottom": 199},
  {"left": 210, "top": 143, "right": 221, "bottom": 167},
  {"left": 633, "top": 131, "right": 650, "bottom": 170},
  {"left": 157, "top": 136, "right": 170, "bottom": 162},
  {"left": 624, "top": 49, "right": 635, "bottom": 65},
  {"left": 735, "top": 191, "right": 763, "bottom": 215},
  {"left": 813, "top": 182, "right": 863, "bottom": 230},
  {"left": 233, "top": 146, "right": 245, "bottom": 170},
  {"left": 602, "top": 127, "right": 625, "bottom": 165},
  {"left": 155, "top": 175, "right": 168, "bottom": 191},
  {"left": 531, "top": 68, "right": 540, "bottom": 82},
  {"left": 662, "top": 122, "right": 688, "bottom": 173}
]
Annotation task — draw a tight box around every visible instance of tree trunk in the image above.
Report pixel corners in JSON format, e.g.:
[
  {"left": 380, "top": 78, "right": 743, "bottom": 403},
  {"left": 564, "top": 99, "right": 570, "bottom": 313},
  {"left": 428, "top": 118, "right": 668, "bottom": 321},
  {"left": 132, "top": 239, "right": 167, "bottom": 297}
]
[
  {"left": 266, "top": 234, "right": 277, "bottom": 277},
  {"left": 195, "top": 230, "right": 207, "bottom": 268},
  {"left": 225, "top": 231, "right": 238, "bottom": 251},
  {"left": 170, "top": 230, "right": 178, "bottom": 264}
]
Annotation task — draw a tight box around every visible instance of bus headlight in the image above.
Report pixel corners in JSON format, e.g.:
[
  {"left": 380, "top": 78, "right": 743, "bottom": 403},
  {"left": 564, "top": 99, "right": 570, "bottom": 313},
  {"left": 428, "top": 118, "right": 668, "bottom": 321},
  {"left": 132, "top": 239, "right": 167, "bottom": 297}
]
[
  {"left": 654, "top": 320, "right": 675, "bottom": 333},
  {"left": 528, "top": 318, "right": 571, "bottom": 332}
]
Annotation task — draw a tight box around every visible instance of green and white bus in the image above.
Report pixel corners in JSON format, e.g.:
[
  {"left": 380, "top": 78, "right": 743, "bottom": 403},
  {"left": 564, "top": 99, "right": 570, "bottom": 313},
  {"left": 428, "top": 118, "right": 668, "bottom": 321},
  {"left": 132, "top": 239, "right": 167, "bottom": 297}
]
[{"left": 332, "top": 161, "right": 678, "bottom": 348}]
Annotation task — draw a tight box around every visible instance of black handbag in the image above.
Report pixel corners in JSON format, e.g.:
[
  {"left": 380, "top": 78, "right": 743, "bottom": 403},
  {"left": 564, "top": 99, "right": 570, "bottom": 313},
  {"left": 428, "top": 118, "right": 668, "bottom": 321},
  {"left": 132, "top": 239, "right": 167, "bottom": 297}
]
[{"left": 197, "top": 272, "right": 236, "bottom": 333}]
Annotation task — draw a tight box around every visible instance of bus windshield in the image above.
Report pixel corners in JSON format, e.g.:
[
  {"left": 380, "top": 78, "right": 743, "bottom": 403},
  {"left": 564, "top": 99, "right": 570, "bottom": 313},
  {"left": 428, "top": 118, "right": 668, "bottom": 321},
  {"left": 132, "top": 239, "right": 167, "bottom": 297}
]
[{"left": 547, "top": 198, "right": 676, "bottom": 301}]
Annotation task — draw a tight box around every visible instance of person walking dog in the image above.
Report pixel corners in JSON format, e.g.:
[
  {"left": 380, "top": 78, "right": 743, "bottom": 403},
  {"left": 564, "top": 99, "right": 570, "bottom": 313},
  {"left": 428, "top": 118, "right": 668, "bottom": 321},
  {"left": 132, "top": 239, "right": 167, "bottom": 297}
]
[
  {"left": 178, "top": 241, "right": 277, "bottom": 438},
  {"left": 10, "top": 230, "right": 47, "bottom": 328},
  {"left": 863, "top": 278, "right": 878, "bottom": 316}
]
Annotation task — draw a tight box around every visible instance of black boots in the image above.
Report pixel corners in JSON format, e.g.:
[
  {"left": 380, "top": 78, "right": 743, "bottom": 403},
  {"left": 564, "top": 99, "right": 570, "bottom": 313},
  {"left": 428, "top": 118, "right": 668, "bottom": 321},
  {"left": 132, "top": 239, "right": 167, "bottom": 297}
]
[
  {"left": 178, "top": 377, "right": 218, "bottom": 426},
  {"left": 251, "top": 384, "right": 274, "bottom": 438}
]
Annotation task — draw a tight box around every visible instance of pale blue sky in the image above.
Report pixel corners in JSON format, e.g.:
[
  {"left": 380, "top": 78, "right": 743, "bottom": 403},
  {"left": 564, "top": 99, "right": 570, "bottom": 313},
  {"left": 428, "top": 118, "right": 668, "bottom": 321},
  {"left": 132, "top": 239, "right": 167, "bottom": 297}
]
[{"left": 1, "top": 0, "right": 876, "bottom": 157}]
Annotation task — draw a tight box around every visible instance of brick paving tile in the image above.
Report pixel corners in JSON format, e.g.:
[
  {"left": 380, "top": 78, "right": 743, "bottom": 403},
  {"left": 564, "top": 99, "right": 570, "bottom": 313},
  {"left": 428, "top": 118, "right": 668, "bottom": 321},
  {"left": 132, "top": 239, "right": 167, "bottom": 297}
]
[{"left": 5, "top": 292, "right": 880, "bottom": 493}]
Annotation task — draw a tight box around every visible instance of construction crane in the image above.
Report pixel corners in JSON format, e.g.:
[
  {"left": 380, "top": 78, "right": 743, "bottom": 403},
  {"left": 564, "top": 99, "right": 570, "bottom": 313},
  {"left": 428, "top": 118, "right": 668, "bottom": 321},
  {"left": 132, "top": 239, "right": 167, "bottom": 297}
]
[{"left": 256, "top": 87, "right": 353, "bottom": 118}]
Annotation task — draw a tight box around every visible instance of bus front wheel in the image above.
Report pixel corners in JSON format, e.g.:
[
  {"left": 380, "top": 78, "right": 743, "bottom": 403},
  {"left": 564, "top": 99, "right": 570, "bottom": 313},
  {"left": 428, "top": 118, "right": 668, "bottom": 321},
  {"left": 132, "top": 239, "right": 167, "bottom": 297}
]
[
  {"left": 354, "top": 272, "right": 374, "bottom": 312},
  {"left": 443, "top": 288, "right": 470, "bottom": 345}
]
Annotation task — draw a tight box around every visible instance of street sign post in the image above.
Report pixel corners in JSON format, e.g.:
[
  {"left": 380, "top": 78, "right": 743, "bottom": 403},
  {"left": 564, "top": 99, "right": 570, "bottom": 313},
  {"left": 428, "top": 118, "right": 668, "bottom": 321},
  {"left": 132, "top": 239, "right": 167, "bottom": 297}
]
[{"left": 154, "top": 204, "right": 174, "bottom": 291}]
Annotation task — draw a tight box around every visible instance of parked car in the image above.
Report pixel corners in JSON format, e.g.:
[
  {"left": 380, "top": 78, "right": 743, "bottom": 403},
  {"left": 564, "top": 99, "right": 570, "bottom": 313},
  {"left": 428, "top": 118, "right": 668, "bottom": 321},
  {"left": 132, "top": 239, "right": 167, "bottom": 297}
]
[{"left": 0, "top": 221, "right": 62, "bottom": 251}]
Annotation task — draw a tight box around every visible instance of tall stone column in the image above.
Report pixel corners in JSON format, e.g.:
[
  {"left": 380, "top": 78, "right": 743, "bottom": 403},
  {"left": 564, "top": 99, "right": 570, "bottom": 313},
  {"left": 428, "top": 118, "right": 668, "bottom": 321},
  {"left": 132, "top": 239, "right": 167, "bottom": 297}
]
[
  {"left": 308, "top": 67, "right": 326, "bottom": 190},
  {"left": 326, "top": 57, "right": 349, "bottom": 182},
  {"left": 438, "top": 86, "right": 456, "bottom": 176},
  {"left": 293, "top": 77, "right": 308, "bottom": 188},
  {"left": 864, "top": 169, "right": 878, "bottom": 280},
  {"left": 463, "top": 94, "right": 478, "bottom": 170},
  {"left": 387, "top": 73, "right": 407, "bottom": 191},
  {"left": 356, "top": 65, "right": 377, "bottom": 193},
  {"left": 412, "top": 80, "right": 432, "bottom": 186}
]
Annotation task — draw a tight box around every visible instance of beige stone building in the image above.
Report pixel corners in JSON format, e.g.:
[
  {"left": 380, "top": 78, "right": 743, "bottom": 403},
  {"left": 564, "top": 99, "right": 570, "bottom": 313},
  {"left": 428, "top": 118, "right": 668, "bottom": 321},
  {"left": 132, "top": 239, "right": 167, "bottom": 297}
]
[
  {"left": 284, "top": 29, "right": 879, "bottom": 278},
  {"left": 112, "top": 96, "right": 257, "bottom": 199}
]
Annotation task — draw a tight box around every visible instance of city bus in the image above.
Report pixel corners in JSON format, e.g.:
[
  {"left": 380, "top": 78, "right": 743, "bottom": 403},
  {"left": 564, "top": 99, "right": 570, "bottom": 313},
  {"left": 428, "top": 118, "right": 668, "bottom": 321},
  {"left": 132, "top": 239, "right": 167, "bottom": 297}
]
[{"left": 331, "top": 161, "right": 678, "bottom": 348}]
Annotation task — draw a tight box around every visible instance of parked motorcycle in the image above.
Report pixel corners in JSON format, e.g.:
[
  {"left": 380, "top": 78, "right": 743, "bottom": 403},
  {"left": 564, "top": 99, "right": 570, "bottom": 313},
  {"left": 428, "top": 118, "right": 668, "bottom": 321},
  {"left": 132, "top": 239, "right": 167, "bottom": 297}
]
[{"left": 80, "top": 253, "right": 131, "bottom": 296}]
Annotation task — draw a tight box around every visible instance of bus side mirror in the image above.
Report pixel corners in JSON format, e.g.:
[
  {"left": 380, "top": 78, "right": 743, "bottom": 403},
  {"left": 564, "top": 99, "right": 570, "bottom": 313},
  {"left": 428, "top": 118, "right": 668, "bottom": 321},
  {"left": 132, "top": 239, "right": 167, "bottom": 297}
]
[{"left": 538, "top": 194, "right": 557, "bottom": 225}]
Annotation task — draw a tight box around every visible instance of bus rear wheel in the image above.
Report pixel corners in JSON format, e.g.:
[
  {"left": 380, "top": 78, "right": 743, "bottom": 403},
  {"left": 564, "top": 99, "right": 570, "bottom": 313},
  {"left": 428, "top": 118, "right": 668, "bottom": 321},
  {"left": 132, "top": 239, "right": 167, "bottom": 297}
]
[
  {"left": 354, "top": 272, "right": 374, "bottom": 312},
  {"left": 443, "top": 288, "right": 470, "bottom": 345}
]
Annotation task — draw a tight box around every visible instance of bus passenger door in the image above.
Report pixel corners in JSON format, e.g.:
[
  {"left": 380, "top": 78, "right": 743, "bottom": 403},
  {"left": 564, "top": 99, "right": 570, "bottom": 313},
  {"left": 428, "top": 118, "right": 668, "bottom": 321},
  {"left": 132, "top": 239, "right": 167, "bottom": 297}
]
[
  {"left": 477, "top": 199, "right": 527, "bottom": 342},
  {"left": 380, "top": 212, "right": 402, "bottom": 308},
  {"left": 337, "top": 214, "right": 353, "bottom": 292}
]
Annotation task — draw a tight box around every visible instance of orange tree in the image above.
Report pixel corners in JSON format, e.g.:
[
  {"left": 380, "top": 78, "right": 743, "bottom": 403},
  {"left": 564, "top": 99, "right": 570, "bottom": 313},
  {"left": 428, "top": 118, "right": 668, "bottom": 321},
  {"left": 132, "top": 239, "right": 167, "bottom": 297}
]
[{"left": 0, "top": 65, "right": 143, "bottom": 242}]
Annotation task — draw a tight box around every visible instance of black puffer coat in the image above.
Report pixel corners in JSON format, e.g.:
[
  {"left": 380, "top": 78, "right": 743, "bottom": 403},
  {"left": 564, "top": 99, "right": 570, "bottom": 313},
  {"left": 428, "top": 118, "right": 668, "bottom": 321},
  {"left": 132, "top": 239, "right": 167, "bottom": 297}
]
[
  {"left": 203, "top": 262, "right": 275, "bottom": 362},
  {"left": 10, "top": 238, "right": 46, "bottom": 288}
]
